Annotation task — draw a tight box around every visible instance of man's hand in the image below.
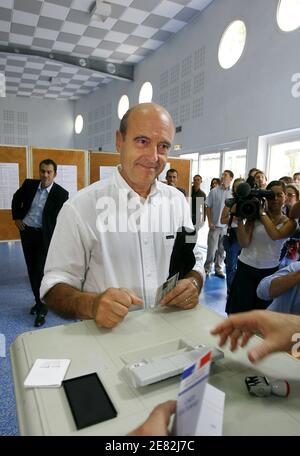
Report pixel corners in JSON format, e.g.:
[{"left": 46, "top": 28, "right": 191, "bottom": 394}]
[
  {"left": 92, "top": 288, "right": 143, "bottom": 328},
  {"left": 14, "top": 219, "right": 26, "bottom": 231},
  {"left": 209, "top": 222, "right": 216, "bottom": 230},
  {"left": 160, "top": 278, "right": 199, "bottom": 310},
  {"left": 129, "top": 400, "right": 176, "bottom": 436},
  {"left": 210, "top": 310, "right": 300, "bottom": 363}
]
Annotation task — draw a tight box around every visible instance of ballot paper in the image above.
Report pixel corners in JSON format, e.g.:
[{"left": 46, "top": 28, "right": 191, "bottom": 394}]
[
  {"left": 174, "top": 350, "right": 225, "bottom": 436},
  {"left": 153, "top": 272, "right": 179, "bottom": 308},
  {"left": 24, "top": 359, "right": 71, "bottom": 388}
]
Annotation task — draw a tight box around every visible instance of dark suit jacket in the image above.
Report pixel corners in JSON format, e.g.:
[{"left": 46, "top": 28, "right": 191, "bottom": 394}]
[
  {"left": 12, "top": 179, "right": 68, "bottom": 251},
  {"left": 168, "top": 227, "right": 196, "bottom": 280}
]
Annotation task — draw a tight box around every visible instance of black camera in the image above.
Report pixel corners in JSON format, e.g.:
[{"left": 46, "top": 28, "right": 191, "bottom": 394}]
[{"left": 225, "top": 183, "right": 275, "bottom": 221}]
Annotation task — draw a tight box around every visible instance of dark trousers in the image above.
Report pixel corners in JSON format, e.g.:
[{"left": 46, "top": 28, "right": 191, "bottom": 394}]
[
  {"left": 223, "top": 231, "right": 241, "bottom": 293},
  {"left": 20, "top": 226, "right": 47, "bottom": 313},
  {"left": 226, "top": 260, "right": 278, "bottom": 314}
]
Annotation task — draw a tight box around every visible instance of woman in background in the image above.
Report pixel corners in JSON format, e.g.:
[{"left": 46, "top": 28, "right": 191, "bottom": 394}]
[
  {"left": 210, "top": 177, "right": 221, "bottom": 190},
  {"left": 283, "top": 184, "right": 299, "bottom": 217},
  {"left": 226, "top": 181, "right": 296, "bottom": 314},
  {"left": 254, "top": 170, "right": 267, "bottom": 189},
  {"left": 280, "top": 183, "right": 300, "bottom": 267}
]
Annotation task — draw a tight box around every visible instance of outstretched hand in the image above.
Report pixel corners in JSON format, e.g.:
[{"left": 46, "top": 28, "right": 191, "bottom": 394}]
[{"left": 211, "top": 310, "right": 300, "bottom": 363}]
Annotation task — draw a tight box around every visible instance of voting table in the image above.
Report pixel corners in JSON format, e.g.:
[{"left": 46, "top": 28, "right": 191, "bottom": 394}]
[{"left": 10, "top": 305, "right": 300, "bottom": 436}]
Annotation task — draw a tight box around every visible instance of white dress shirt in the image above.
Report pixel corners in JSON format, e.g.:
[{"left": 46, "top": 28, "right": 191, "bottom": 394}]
[{"left": 41, "top": 167, "right": 203, "bottom": 309}]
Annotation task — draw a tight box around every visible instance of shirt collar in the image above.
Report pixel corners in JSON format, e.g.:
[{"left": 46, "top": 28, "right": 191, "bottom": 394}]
[
  {"left": 221, "top": 184, "right": 231, "bottom": 191},
  {"left": 114, "top": 165, "right": 159, "bottom": 200},
  {"left": 39, "top": 181, "right": 54, "bottom": 193}
]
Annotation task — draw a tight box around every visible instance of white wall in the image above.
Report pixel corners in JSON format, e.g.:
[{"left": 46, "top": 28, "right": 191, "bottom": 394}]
[
  {"left": 75, "top": 0, "right": 300, "bottom": 170},
  {"left": 0, "top": 95, "right": 74, "bottom": 148}
]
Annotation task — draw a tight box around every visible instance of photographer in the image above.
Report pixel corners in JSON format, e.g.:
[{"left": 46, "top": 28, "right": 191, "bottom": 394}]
[
  {"left": 226, "top": 181, "right": 296, "bottom": 314},
  {"left": 221, "top": 178, "right": 245, "bottom": 293}
]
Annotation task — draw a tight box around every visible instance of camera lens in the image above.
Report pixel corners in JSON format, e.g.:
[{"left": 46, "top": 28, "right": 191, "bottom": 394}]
[{"left": 239, "top": 200, "right": 258, "bottom": 219}]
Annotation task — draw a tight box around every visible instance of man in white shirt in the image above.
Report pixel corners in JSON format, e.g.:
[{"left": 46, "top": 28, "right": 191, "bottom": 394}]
[
  {"left": 204, "top": 170, "right": 233, "bottom": 278},
  {"left": 41, "top": 103, "right": 204, "bottom": 328}
]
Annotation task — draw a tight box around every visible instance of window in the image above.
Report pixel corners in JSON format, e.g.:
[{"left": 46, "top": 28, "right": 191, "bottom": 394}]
[
  {"left": 223, "top": 149, "right": 247, "bottom": 179},
  {"left": 74, "top": 114, "right": 83, "bottom": 134},
  {"left": 199, "top": 153, "right": 221, "bottom": 195},
  {"left": 218, "top": 20, "right": 247, "bottom": 69},
  {"left": 139, "top": 82, "right": 153, "bottom": 103},
  {"left": 180, "top": 146, "right": 247, "bottom": 248},
  {"left": 117, "top": 95, "right": 129, "bottom": 120},
  {"left": 268, "top": 140, "right": 300, "bottom": 180},
  {"left": 277, "top": 0, "right": 300, "bottom": 32},
  {"left": 180, "top": 148, "right": 247, "bottom": 195}
]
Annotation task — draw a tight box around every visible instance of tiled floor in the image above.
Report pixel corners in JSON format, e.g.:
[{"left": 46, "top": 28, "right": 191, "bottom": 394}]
[{"left": 0, "top": 240, "right": 226, "bottom": 435}]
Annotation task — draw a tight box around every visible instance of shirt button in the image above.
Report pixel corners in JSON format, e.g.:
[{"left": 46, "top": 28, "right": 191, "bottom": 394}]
[
  {"left": 144, "top": 239, "right": 148, "bottom": 245},
  {"left": 147, "top": 272, "right": 151, "bottom": 277}
]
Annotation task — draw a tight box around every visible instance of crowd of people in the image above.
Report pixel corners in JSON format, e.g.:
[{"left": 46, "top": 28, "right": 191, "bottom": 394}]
[
  {"left": 190, "top": 167, "right": 300, "bottom": 316},
  {"left": 11, "top": 102, "right": 300, "bottom": 435}
]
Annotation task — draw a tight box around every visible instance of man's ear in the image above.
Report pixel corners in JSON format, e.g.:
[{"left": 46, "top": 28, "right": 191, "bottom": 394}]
[{"left": 116, "top": 130, "right": 123, "bottom": 153}]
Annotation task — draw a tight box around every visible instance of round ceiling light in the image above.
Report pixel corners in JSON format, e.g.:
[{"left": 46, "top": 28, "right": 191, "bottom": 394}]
[
  {"left": 277, "top": 0, "right": 300, "bottom": 31},
  {"left": 79, "top": 58, "right": 87, "bottom": 67},
  {"left": 139, "top": 81, "right": 153, "bottom": 103},
  {"left": 74, "top": 114, "right": 84, "bottom": 134},
  {"left": 118, "top": 95, "right": 129, "bottom": 120},
  {"left": 107, "top": 62, "right": 116, "bottom": 74},
  {"left": 218, "top": 20, "right": 247, "bottom": 69}
]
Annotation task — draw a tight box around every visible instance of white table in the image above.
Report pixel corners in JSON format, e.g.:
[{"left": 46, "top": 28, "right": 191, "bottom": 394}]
[{"left": 10, "top": 305, "right": 300, "bottom": 436}]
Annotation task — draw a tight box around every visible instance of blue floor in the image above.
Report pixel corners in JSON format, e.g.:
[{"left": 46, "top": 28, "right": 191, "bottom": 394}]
[{"left": 0, "top": 241, "right": 226, "bottom": 436}]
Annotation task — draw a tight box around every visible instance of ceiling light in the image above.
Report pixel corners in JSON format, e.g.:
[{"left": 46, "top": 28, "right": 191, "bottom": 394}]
[
  {"left": 174, "top": 144, "right": 182, "bottom": 151},
  {"left": 90, "top": 0, "right": 112, "bottom": 22},
  {"left": 79, "top": 58, "right": 87, "bottom": 67},
  {"left": 106, "top": 62, "right": 116, "bottom": 74}
]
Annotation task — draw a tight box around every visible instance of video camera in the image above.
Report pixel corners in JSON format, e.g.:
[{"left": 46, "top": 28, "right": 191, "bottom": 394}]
[{"left": 225, "top": 182, "right": 275, "bottom": 221}]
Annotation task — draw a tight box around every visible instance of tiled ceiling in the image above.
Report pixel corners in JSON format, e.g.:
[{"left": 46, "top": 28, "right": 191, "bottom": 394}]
[{"left": 0, "top": 0, "right": 213, "bottom": 100}]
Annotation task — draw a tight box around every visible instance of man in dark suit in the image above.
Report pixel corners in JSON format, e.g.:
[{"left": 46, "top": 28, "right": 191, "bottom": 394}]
[
  {"left": 166, "top": 168, "right": 186, "bottom": 196},
  {"left": 12, "top": 159, "right": 68, "bottom": 327}
]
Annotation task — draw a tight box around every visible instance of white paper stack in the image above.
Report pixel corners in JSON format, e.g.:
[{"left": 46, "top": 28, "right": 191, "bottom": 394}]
[{"left": 24, "top": 359, "right": 71, "bottom": 388}]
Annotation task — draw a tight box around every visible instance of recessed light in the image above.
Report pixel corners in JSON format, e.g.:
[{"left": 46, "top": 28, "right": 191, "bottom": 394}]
[
  {"left": 106, "top": 62, "right": 116, "bottom": 74},
  {"left": 79, "top": 58, "right": 87, "bottom": 67}
]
